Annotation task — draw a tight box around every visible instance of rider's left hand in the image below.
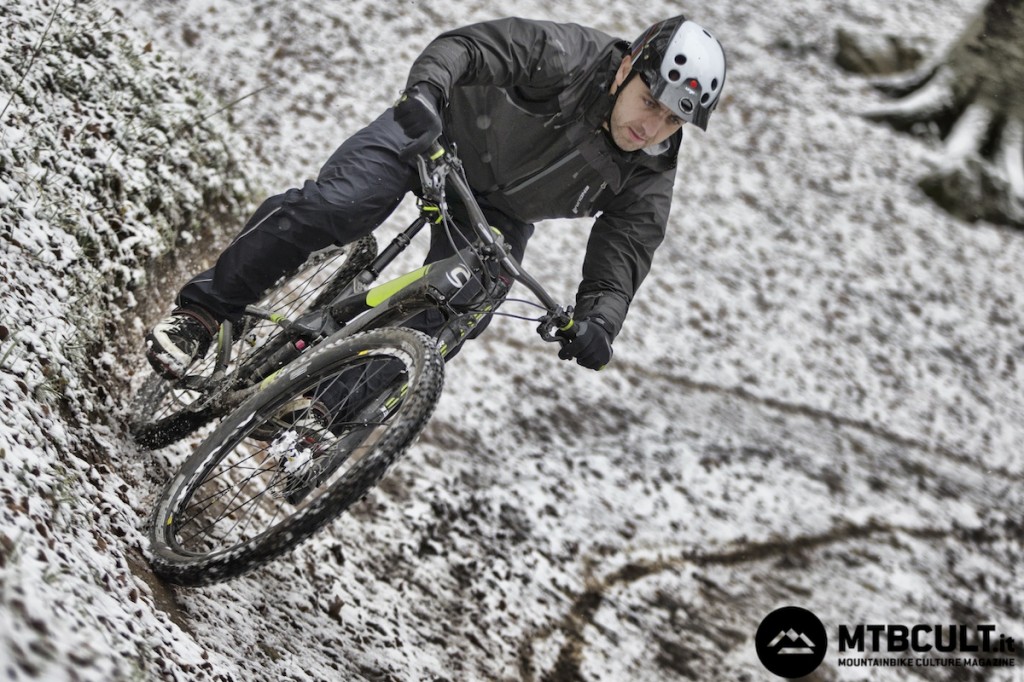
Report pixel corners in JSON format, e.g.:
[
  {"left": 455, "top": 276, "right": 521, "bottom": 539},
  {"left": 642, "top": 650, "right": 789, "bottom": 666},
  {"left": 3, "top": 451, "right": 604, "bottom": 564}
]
[
  {"left": 394, "top": 83, "right": 443, "bottom": 161},
  {"left": 557, "top": 317, "right": 613, "bottom": 370}
]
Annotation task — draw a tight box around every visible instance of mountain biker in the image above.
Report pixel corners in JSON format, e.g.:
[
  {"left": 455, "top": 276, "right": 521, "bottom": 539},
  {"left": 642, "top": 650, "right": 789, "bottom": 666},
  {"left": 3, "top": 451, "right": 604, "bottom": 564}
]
[{"left": 145, "top": 15, "right": 727, "bottom": 378}]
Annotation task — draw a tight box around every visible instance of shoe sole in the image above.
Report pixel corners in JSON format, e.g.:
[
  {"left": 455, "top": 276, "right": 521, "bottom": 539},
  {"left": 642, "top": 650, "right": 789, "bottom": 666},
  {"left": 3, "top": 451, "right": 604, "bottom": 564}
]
[{"left": 145, "top": 337, "right": 189, "bottom": 381}]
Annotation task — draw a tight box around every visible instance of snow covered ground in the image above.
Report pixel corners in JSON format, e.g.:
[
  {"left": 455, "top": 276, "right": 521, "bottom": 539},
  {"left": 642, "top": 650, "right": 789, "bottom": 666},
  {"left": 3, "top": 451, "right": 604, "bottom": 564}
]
[{"left": 2, "top": 0, "right": 1022, "bottom": 680}]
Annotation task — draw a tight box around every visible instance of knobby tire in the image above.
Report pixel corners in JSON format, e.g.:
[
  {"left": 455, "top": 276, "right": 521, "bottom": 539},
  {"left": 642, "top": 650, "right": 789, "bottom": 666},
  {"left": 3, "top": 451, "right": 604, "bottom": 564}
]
[{"left": 147, "top": 327, "right": 444, "bottom": 585}]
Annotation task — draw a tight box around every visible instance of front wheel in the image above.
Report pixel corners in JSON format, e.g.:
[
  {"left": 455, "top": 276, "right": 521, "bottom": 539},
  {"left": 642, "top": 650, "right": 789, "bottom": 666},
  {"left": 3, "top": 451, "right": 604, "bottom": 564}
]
[{"left": 147, "top": 327, "right": 444, "bottom": 585}]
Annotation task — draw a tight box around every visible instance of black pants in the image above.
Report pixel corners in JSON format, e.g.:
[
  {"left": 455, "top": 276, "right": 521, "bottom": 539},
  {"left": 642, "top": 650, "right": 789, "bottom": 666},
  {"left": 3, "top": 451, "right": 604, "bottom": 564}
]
[{"left": 178, "top": 109, "right": 533, "bottom": 346}]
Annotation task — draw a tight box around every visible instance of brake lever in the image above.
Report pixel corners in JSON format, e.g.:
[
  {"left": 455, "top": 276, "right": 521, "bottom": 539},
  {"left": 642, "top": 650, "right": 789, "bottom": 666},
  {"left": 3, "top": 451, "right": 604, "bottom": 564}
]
[
  {"left": 415, "top": 144, "right": 449, "bottom": 202},
  {"left": 537, "top": 307, "right": 575, "bottom": 346}
]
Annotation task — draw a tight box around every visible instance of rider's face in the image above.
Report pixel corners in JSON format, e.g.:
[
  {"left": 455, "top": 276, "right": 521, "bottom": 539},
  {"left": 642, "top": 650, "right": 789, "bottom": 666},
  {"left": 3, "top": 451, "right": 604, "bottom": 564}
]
[{"left": 606, "top": 56, "right": 684, "bottom": 152}]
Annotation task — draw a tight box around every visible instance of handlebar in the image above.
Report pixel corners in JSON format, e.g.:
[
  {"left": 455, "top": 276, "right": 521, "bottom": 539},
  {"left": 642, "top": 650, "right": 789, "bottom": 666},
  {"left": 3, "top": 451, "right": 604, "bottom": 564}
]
[{"left": 416, "top": 142, "right": 575, "bottom": 344}]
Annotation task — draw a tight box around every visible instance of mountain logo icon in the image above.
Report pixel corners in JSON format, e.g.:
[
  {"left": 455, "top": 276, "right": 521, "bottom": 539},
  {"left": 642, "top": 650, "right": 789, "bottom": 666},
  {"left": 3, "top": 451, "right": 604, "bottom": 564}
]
[
  {"left": 755, "top": 607, "right": 828, "bottom": 678},
  {"left": 767, "top": 628, "right": 817, "bottom": 654}
]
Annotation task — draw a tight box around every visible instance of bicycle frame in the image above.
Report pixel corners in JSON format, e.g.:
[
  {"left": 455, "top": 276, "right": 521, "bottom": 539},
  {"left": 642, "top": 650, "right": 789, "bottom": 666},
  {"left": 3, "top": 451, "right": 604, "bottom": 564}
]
[
  {"left": 202, "top": 142, "right": 573, "bottom": 399},
  {"left": 323, "top": 142, "right": 573, "bottom": 344},
  {"left": 331, "top": 237, "right": 508, "bottom": 358}
]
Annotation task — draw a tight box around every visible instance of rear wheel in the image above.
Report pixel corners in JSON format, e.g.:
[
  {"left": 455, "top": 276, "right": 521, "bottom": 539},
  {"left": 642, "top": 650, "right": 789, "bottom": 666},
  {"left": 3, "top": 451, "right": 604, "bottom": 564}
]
[
  {"left": 147, "top": 327, "right": 444, "bottom": 585},
  {"left": 131, "top": 236, "right": 377, "bottom": 449}
]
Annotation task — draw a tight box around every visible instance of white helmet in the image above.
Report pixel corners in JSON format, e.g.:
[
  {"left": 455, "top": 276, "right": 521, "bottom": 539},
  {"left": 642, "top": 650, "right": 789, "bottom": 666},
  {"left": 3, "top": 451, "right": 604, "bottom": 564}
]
[{"left": 628, "top": 16, "right": 727, "bottom": 130}]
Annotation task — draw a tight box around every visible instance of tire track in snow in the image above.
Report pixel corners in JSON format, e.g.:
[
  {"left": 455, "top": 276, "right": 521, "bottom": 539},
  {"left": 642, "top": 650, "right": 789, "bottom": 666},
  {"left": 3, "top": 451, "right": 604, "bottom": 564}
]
[
  {"left": 518, "top": 521, "right": 961, "bottom": 681},
  {"left": 500, "top": 334, "right": 1019, "bottom": 482}
]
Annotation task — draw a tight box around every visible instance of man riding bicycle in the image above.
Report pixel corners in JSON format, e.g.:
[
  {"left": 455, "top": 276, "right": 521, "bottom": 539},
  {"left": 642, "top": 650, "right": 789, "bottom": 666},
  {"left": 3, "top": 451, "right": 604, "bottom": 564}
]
[{"left": 146, "top": 15, "right": 727, "bottom": 378}]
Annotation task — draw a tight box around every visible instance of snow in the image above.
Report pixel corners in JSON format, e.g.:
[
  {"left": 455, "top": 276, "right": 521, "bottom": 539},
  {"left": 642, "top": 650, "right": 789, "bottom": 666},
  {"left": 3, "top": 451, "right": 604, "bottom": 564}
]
[
  {"left": 1002, "top": 118, "right": 1024, "bottom": 196},
  {"left": 3, "top": 0, "right": 1023, "bottom": 680},
  {"left": 943, "top": 102, "right": 994, "bottom": 166}
]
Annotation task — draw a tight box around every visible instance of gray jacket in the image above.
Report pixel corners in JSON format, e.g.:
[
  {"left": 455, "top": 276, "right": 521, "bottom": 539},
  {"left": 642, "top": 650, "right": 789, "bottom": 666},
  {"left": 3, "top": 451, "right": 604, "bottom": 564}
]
[{"left": 406, "top": 17, "right": 680, "bottom": 339}]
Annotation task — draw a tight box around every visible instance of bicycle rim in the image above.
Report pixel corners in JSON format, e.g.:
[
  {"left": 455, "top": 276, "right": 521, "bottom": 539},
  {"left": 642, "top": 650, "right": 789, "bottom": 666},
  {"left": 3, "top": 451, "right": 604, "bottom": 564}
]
[{"left": 148, "top": 328, "right": 443, "bottom": 585}]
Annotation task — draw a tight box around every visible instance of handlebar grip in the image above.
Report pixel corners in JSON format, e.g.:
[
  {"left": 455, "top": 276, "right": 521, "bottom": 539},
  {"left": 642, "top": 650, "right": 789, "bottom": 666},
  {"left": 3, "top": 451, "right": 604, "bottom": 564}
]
[
  {"left": 555, "top": 318, "right": 577, "bottom": 340},
  {"left": 399, "top": 134, "right": 440, "bottom": 163},
  {"left": 425, "top": 142, "right": 446, "bottom": 160}
]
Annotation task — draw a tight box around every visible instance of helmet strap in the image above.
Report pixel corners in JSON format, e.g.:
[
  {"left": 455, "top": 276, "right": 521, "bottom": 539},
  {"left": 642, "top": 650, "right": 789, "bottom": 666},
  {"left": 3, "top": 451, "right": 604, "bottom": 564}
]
[
  {"left": 605, "top": 67, "right": 639, "bottom": 121},
  {"left": 602, "top": 68, "right": 642, "bottom": 150}
]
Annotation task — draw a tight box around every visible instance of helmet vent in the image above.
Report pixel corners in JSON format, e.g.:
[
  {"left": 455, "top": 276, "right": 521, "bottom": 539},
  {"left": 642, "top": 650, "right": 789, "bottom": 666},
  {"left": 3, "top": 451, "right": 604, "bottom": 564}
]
[
  {"left": 674, "top": 54, "right": 687, "bottom": 65},
  {"left": 701, "top": 93, "right": 711, "bottom": 104},
  {"left": 711, "top": 78, "right": 719, "bottom": 91},
  {"left": 668, "top": 69, "right": 681, "bottom": 82}
]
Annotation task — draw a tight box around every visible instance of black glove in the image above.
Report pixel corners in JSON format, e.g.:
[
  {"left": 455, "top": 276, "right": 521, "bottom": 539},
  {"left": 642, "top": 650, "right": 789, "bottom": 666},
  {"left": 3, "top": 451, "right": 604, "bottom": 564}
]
[
  {"left": 557, "top": 318, "right": 613, "bottom": 370},
  {"left": 394, "top": 82, "right": 443, "bottom": 161}
]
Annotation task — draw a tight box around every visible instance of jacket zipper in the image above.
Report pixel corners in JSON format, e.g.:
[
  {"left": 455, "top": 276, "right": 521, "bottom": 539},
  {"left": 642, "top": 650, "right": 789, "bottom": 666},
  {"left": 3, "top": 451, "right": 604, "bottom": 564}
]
[{"left": 500, "top": 149, "right": 583, "bottom": 196}]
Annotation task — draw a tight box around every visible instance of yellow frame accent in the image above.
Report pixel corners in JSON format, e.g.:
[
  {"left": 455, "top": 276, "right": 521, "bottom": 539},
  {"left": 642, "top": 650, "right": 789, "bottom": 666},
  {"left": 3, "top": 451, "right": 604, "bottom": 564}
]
[{"left": 365, "top": 265, "right": 432, "bottom": 307}]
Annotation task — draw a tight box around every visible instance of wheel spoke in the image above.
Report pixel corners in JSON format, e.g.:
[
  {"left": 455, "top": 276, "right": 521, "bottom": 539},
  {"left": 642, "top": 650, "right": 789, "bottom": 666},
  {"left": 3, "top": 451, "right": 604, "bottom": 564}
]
[
  {"left": 149, "top": 327, "right": 441, "bottom": 585},
  {"left": 163, "top": 341, "right": 420, "bottom": 558}
]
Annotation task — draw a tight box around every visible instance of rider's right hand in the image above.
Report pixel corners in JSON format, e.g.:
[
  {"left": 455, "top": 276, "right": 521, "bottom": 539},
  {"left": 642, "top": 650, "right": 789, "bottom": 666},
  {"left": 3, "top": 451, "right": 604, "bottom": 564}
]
[
  {"left": 395, "top": 83, "right": 444, "bottom": 161},
  {"left": 557, "top": 317, "right": 613, "bottom": 371}
]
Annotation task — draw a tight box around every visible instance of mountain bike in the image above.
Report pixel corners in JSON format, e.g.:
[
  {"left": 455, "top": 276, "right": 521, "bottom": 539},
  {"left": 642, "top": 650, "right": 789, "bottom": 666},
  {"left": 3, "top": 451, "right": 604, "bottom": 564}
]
[{"left": 134, "top": 142, "right": 576, "bottom": 586}]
